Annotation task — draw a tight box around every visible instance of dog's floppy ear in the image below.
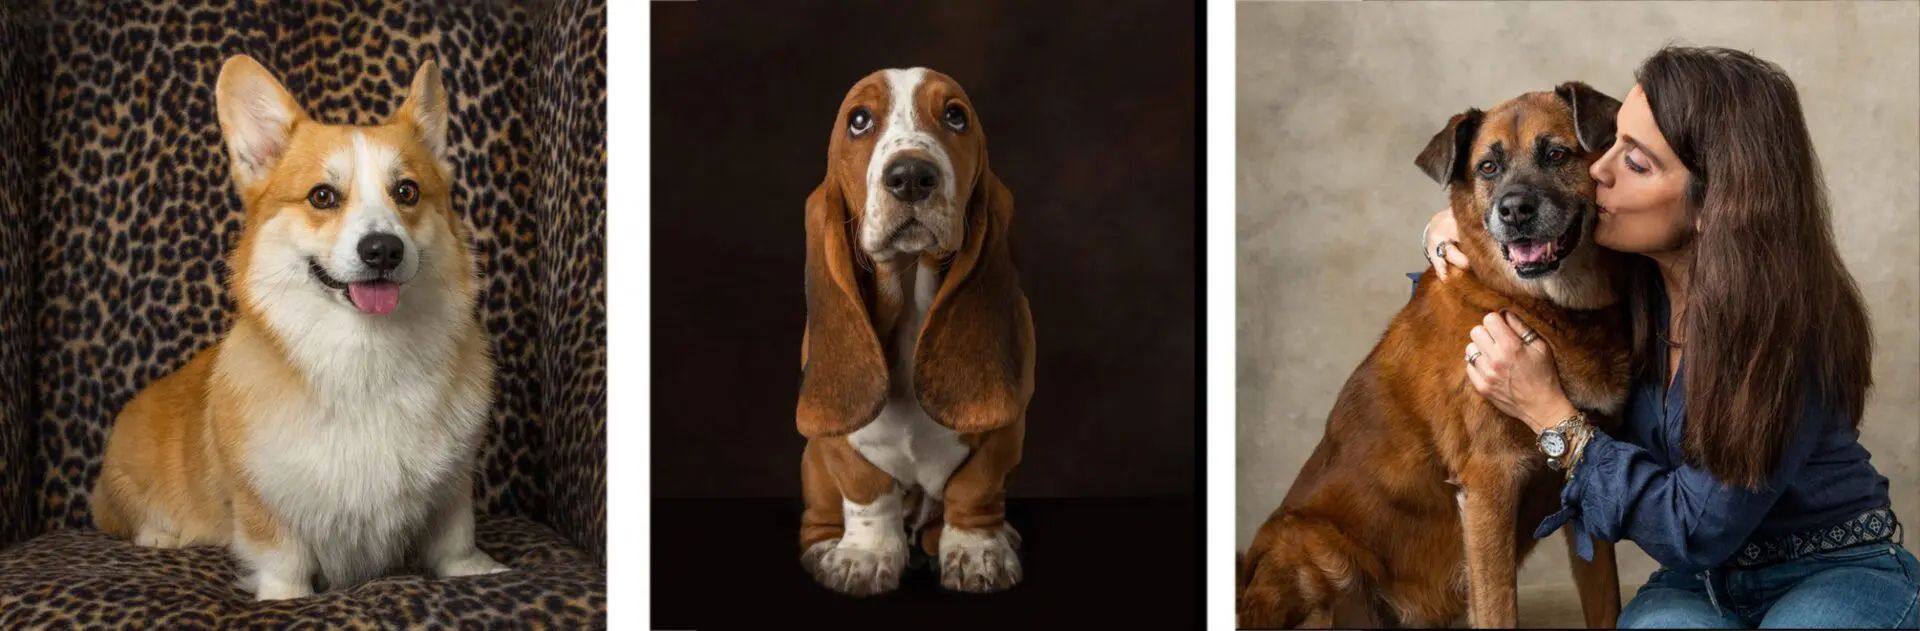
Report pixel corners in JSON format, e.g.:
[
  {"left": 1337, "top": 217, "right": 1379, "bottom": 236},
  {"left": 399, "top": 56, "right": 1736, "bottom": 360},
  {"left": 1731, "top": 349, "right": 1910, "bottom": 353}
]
[
  {"left": 1555, "top": 81, "right": 1622, "bottom": 153},
  {"left": 1414, "top": 108, "right": 1485, "bottom": 188},
  {"left": 796, "top": 181, "right": 889, "bottom": 438},
  {"left": 912, "top": 168, "right": 1035, "bottom": 434},
  {"left": 215, "top": 55, "right": 307, "bottom": 191}
]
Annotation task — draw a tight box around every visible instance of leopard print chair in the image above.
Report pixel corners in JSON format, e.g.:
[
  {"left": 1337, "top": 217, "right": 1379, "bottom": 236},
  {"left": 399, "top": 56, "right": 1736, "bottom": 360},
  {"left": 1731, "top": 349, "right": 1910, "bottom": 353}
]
[{"left": 0, "top": 2, "right": 607, "bottom": 627}]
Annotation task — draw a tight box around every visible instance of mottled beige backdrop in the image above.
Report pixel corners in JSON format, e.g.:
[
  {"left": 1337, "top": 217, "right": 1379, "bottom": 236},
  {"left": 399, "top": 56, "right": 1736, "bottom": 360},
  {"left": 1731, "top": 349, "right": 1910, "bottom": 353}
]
[{"left": 1236, "top": 0, "right": 1920, "bottom": 599}]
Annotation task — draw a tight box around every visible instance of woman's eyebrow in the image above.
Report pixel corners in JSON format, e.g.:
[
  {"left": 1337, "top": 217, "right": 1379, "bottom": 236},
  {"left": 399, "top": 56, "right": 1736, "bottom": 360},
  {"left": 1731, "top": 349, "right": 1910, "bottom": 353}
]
[{"left": 1619, "top": 133, "right": 1664, "bottom": 169}]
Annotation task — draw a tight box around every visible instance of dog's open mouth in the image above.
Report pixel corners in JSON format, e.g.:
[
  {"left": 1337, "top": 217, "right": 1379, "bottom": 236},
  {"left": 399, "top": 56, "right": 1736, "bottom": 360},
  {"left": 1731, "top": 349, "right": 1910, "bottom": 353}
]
[
  {"left": 308, "top": 259, "right": 402, "bottom": 316},
  {"left": 1499, "top": 217, "right": 1583, "bottom": 280}
]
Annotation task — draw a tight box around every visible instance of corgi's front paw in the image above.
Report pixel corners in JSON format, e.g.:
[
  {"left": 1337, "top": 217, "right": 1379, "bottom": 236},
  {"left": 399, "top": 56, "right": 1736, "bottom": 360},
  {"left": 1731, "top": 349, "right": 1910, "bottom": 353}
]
[
  {"left": 434, "top": 550, "right": 510, "bottom": 578},
  {"left": 133, "top": 528, "right": 183, "bottom": 549},
  {"left": 250, "top": 573, "right": 314, "bottom": 601}
]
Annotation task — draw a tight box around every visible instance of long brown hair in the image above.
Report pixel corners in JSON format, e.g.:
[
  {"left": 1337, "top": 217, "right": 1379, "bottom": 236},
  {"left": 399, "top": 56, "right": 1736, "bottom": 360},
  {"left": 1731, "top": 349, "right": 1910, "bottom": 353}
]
[{"left": 1629, "top": 46, "right": 1873, "bottom": 489}]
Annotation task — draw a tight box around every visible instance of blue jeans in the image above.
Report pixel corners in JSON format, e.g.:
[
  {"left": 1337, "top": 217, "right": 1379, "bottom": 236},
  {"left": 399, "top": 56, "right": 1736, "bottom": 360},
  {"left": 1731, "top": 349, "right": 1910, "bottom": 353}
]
[{"left": 1619, "top": 542, "right": 1920, "bottom": 628}]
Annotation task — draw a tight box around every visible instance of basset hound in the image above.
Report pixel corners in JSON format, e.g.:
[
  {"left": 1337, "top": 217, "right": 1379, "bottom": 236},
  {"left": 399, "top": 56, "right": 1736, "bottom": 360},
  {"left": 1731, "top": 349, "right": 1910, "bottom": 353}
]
[{"left": 795, "top": 67, "right": 1036, "bottom": 597}]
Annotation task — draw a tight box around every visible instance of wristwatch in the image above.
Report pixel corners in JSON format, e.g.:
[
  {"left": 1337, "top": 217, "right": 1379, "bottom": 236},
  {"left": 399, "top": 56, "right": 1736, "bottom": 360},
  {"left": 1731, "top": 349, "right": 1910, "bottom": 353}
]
[{"left": 1540, "top": 412, "right": 1590, "bottom": 471}]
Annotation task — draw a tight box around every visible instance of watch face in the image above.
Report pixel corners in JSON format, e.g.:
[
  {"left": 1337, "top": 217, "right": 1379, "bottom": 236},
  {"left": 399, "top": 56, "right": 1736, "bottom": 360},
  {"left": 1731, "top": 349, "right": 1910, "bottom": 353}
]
[{"left": 1541, "top": 431, "right": 1567, "bottom": 457}]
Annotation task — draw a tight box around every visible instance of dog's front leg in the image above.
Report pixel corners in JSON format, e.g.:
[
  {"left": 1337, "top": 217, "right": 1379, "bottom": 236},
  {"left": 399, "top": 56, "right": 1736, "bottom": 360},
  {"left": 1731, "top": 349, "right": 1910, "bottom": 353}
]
[
  {"left": 801, "top": 436, "right": 909, "bottom": 597},
  {"left": 231, "top": 485, "right": 315, "bottom": 601},
  {"left": 1566, "top": 530, "right": 1621, "bottom": 628},
  {"left": 1458, "top": 463, "right": 1523, "bottom": 628},
  {"left": 419, "top": 473, "right": 510, "bottom": 578},
  {"left": 938, "top": 421, "right": 1024, "bottom": 593}
]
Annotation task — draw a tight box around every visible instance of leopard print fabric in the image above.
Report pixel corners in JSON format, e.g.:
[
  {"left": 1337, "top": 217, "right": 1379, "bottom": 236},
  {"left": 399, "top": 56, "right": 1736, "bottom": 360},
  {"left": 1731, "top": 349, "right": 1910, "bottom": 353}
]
[
  {"left": 0, "top": 1, "right": 48, "bottom": 554},
  {"left": 529, "top": 0, "right": 609, "bottom": 561},
  {"left": 32, "top": 0, "right": 537, "bottom": 532},
  {"left": 0, "top": 515, "right": 605, "bottom": 628},
  {"left": 0, "top": 0, "right": 606, "bottom": 621},
  {"left": 17, "top": 0, "right": 606, "bottom": 557}
]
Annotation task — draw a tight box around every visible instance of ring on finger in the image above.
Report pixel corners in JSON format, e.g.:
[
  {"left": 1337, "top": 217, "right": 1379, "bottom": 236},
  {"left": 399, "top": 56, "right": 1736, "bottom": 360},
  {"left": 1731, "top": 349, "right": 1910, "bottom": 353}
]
[
  {"left": 1466, "top": 350, "right": 1482, "bottom": 365},
  {"left": 1435, "top": 241, "right": 1449, "bottom": 261},
  {"left": 1520, "top": 329, "right": 1539, "bottom": 345}
]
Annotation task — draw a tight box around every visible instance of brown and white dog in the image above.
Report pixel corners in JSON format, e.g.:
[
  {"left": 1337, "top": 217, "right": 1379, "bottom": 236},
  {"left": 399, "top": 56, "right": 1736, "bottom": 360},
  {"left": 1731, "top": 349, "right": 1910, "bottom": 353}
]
[
  {"left": 794, "top": 68, "right": 1036, "bottom": 597},
  {"left": 91, "top": 55, "right": 504, "bottom": 600},
  {"left": 1238, "top": 84, "right": 1631, "bottom": 628}
]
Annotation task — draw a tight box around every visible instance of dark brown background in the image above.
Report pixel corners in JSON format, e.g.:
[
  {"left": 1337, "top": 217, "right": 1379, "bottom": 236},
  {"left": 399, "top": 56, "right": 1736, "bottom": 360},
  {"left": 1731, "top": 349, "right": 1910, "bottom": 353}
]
[
  {"left": 652, "top": 0, "right": 1198, "bottom": 500},
  {"left": 651, "top": 1, "right": 1199, "bottom": 627}
]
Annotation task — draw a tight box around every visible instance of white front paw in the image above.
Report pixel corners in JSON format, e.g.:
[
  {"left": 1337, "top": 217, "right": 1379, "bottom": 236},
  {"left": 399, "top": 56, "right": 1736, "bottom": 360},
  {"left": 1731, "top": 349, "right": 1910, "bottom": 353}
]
[
  {"left": 939, "top": 525, "right": 1022, "bottom": 593},
  {"left": 435, "top": 550, "right": 511, "bottom": 578},
  {"left": 251, "top": 573, "right": 314, "bottom": 601},
  {"left": 802, "top": 536, "right": 908, "bottom": 597}
]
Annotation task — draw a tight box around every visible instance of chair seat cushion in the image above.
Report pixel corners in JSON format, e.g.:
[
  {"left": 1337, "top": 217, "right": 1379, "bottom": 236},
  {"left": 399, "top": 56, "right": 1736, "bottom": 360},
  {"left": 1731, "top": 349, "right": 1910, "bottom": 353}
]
[{"left": 0, "top": 515, "right": 605, "bottom": 628}]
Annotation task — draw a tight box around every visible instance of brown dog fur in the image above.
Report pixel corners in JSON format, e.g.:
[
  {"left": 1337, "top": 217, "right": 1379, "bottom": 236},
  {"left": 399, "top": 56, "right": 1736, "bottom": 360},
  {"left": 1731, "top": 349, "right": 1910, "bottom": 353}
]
[
  {"left": 793, "top": 69, "right": 1035, "bottom": 596},
  {"left": 1239, "top": 84, "right": 1631, "bottom": 628}
]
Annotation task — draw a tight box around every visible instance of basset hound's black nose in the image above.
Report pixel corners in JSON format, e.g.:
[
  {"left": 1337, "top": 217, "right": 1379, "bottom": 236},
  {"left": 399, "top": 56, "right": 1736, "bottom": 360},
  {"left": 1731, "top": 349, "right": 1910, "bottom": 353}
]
[{"left": 884, "top": 158, "right": 938, "bottom": 202}]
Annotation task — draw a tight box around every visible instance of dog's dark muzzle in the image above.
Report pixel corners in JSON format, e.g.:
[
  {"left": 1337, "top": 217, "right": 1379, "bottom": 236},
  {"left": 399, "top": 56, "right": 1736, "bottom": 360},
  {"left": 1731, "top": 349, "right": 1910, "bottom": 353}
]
[{"left": 1488, "top": 188, "right": 1586, "bottom": 279}]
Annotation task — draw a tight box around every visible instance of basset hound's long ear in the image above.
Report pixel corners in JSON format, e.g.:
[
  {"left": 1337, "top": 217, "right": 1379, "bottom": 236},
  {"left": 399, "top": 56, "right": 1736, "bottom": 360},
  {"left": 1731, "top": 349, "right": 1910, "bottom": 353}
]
[
  {"left": 796, "top": 181, "right": 889, "bottom": 438},
  {"left": 912, "top": 168, "right": 1036, "bottom": 434}
]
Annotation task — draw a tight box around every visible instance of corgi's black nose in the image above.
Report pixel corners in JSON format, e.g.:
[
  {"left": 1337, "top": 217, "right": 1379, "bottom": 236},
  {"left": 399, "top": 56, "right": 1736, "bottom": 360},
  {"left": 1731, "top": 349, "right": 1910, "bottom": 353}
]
[{"left": 357, "top": 233, "right": 405, "bottom": 272}]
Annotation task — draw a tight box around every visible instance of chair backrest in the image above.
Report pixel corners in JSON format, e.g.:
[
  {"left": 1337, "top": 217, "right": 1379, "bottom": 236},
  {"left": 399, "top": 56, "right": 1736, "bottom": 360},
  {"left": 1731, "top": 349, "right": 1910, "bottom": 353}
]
[{"left": 0, "top": 0, "right": 607, "bottom": 561}]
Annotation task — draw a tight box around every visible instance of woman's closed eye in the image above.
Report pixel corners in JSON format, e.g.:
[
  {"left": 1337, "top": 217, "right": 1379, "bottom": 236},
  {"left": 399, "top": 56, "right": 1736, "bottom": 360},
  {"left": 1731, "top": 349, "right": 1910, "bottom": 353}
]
[{"left": 1624, "top": 150, "right": 1650, "bottom": 174}]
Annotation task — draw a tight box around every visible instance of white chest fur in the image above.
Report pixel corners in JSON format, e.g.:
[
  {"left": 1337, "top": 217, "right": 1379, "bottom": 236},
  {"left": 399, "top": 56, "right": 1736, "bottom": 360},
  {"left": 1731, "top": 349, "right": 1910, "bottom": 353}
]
[
  {"left": 228, "top": 286, "right": 491, "bottom": 586},
  {"left": 847, "top": 261, "right": 972, "bottom": 498}
]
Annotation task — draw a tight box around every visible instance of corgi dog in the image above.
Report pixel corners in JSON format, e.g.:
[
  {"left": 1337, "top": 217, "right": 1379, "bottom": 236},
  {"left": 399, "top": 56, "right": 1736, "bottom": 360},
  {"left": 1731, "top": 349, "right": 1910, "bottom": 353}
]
[{"left": 91, "top": 55, "right": 507, "bottom": 600}]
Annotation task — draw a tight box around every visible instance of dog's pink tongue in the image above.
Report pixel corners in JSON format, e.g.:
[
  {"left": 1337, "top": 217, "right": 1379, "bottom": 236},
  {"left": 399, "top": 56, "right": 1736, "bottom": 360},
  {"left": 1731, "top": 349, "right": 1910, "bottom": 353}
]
[
  {"left": 347, "top": 282, "right": 401, "bottom": 315},
  {"left": 1509, "top": 240, "right": 1556, "bottom": 265}
]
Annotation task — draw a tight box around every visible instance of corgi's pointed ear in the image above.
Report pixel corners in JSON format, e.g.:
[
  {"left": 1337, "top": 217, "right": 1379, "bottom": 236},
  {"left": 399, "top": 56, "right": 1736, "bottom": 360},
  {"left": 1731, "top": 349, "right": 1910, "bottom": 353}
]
[
  {"left": 216, "top": 55, "right": 304, "bottom": 189},
  {"left": 397, "top": 61, "right": 450, "bottom": 161}
]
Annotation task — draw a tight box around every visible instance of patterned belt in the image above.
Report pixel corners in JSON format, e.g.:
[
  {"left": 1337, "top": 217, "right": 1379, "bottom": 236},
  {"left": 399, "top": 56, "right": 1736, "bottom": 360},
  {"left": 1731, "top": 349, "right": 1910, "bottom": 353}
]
[{"left": 1727, "top": 506, "right": 1902, "bottom": 568}]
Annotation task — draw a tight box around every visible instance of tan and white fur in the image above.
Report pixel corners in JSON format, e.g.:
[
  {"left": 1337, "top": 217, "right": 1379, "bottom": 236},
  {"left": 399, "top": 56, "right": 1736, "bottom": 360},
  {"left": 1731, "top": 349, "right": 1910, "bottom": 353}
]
[
  {"left": 91, "top": 55, "right": 506, "bottom": 601},
  {"left": 796, "top": 68, "right": 1037, "bottom": 597}
]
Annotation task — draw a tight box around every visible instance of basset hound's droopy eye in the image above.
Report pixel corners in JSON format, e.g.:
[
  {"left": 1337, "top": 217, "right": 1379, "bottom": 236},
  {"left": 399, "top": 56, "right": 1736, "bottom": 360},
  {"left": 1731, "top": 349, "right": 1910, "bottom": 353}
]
[
  {"left": 848, "top": 107, "right": 874, "bottom": 137},
  {"left": 942, "top": 103, "right": 968, "bottom": 133}
]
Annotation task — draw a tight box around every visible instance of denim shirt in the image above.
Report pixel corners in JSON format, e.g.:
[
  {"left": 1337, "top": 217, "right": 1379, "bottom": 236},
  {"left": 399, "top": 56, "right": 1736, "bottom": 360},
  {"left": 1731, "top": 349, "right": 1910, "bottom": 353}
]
[{"left": 1409, "top": 272, "right": 1892, "bottom": 573}]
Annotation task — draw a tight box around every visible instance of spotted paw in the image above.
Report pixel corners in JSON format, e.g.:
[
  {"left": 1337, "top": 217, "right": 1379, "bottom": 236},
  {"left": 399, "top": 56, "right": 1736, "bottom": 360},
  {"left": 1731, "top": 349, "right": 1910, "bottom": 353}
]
[
  {"left": 803, "top": 537, "right": 907, "bottom": 597},
  {"left": 939, "top": 525, "right": 1022, "bottom": 593}
]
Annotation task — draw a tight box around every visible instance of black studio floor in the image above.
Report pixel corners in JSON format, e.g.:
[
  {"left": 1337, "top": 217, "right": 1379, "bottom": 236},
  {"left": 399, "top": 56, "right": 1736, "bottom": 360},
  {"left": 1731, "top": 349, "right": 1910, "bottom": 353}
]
[{"left": 651, "top": 498, "right": 1198, "bottom": 630}]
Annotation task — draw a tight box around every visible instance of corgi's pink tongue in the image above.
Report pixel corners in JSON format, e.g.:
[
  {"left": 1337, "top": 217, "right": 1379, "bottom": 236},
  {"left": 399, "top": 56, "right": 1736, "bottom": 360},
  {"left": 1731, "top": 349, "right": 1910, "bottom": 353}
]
[
  {"left": 347, "top": 282, "right": 401, "bottom": 315},
  {"left": 1508, "top": 240, "right": 1557, "bottom": 265}
]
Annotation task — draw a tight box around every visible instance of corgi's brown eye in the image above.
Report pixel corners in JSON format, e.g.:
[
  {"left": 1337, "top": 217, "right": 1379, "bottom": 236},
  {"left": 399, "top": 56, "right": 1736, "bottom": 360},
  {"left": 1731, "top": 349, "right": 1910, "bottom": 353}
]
[
  {"left": 392, "top": 180, "right": 419, "bottom": 206},
  {"left": 307, "top": 185, "right": 340, "bottom": 209}
]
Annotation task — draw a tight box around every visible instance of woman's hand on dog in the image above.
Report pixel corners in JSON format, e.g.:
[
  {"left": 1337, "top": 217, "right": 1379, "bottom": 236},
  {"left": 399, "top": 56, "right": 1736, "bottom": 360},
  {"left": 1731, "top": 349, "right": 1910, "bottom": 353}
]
[
  {"left": 1465, "top": 311, "right": 1579, "bottom": 434},
  {"left": 1424, "top": 208, "right": 1472, "bottom": 279}
]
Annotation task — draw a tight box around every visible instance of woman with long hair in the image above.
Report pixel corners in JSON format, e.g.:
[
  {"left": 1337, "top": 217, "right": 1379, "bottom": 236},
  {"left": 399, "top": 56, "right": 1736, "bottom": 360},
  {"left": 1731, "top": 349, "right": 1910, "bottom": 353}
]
[{"left": 1424, "top": 46, "right": 1917, "bottom": 628}]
